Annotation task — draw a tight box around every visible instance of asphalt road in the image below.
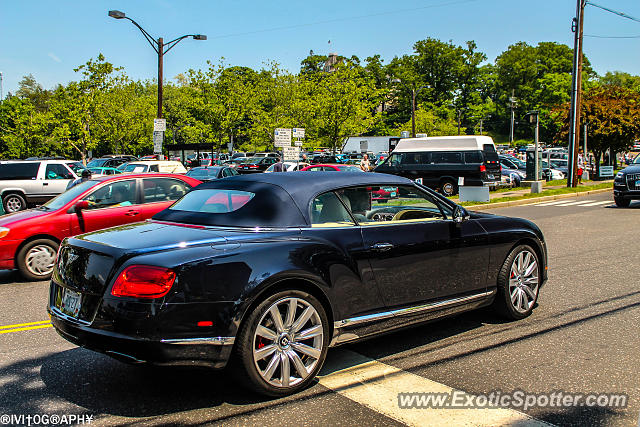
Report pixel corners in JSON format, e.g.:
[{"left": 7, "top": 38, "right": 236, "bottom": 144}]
[{"left": 0, "top": 191, "right": 638, "bottom": 426}]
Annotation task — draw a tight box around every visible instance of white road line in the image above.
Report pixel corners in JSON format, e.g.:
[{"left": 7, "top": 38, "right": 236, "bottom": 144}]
[
  {"left": 533, "top": 200, "right": 578, "bottom": 206},
  {"left": 319, "top": 349, "right": 552, "bottom": 427},
  {"left": 579, "top": 200, "right": 612, "bottom": 207},
  {"left": 550, "top": 200, "right": 596, "bottom": 207}
]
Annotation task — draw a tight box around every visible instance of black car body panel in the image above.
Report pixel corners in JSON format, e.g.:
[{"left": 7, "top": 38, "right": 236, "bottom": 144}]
[
  {"left": 49, "top": 172, "right": 547, "bottom": 369},
  {"left": 614, "top": 164, "right": 640, "bottom": 200}
]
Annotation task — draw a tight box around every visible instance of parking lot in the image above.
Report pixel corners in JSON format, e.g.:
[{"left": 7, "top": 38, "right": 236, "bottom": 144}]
[{"left": 0, "top": 192, "right": 637, "bottom": 426}]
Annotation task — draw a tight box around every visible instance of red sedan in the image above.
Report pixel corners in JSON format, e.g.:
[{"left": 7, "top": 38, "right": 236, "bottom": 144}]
[
  {"left": 0, "top": 173, "right": 201, "bottom": 280},
  {"left": 300, "top": 164, "right": 364, "bottom": 172}
]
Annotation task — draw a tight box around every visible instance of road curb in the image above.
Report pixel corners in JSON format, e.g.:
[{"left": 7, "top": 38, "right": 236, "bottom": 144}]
[{"left": 465, "top": 187, "right": 612, "bottom": 211}]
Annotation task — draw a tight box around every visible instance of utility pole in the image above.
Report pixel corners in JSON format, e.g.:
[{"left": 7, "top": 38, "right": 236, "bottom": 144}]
[
  {"left": 411, "top": 88, "right": 416, "bottom": 138},
  {"left": 479, "top": 118, "right": 483, "bottom": 135},
  {"left": 157, "top": 37, "right": 163, "bottom": 119},
  {"left": 567, "top": 0, "right": 586, "bottom": 187},
  {"left": 0, "top": 71, "right": 3, "bottom": 101},
  {"left": 509, "top": 90, "right": 517, "bottom": 144}
]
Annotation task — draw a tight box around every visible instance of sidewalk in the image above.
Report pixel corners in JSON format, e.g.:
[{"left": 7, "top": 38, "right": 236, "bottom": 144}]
[{"left": 450, "top": 180, "right": 614, "bottom": 210}]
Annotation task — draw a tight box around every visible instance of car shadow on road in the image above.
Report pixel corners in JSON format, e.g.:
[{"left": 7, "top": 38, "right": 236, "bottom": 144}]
[{"left": 0, "top": 270, "right": 29, "bottom": 285}]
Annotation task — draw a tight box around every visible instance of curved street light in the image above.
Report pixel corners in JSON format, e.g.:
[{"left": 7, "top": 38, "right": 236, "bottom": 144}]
[{"left": 108, "top": 10, "right": 206, "bottom": 154}]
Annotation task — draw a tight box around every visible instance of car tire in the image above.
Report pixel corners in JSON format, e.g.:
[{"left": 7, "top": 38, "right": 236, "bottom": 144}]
[
  {"left": 3, "top": 193, "right": 27, "bottom": 213},
  {"left": 614, "top": 196, "right": 630, "bottom": 208},
  {"left": 440, "top": 179, "right": 458, "bottom": 197},
  {"left": 492, "top": 244, "right": 540, "bottom": 320},
  {"left": 233, "top": 289, "right": 330, "bottom": 397},
  {"left": 16, "top": 238, "right": 59, "bottom": 281}
]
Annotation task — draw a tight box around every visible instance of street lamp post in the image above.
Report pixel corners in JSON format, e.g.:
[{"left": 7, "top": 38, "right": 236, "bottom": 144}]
[
  {"left": 108, "top": 10, "right": 206, "bottom": 155},
  {"left": 411, "top": 85, "right": 429, "bottom": 138}
]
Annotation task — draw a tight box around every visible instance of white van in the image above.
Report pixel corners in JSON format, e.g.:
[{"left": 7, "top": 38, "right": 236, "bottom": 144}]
[{"left": 121, "top": 161, "right": 187, "bottom": 174}]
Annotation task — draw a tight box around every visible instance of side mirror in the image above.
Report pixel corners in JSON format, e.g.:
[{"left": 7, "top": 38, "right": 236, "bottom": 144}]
[
  {"left": 74, "top": 200, "right": 90, "bottom": 212},
  {"left": 453, "top": 205, "right": 470, "bottom": 225}
]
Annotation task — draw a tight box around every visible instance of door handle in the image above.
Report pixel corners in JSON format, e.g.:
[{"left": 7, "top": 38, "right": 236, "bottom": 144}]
[
  {"left": 372, "top": 243, "right": 393, "bottom": 252},
  {"left": 125, "top": 210, "right": 140, "bottom": 216}
]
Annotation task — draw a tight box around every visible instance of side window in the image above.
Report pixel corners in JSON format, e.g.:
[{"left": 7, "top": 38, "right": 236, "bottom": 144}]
[
  {"left": 388, "top": 153, "right": 402, "bottom": 167},
  {"left": 143, "top": 178, "right": 191, "bottom": 203},
  {"left": 401, "top": 152, "right": 430, "bottom": 165},
  {"left": 310, "top": 192, "right": 355, "bottom": 227},
  {"left": 149, "top": 164, "right": 160, "bottom": 172},
  {"left": 432, "top": 152, "right": 462, "bottom": 164},
  {"left": 45, "top": 164, "right": 73, "bottom": 179},
  {"left": 83, "top": 180, "right": 137, "bottom": 209},
  {"left": 339, "top": 185, "right": 452, "bottom": 226},
  {"left": 464, "top": 151, "right": 483, "bottom": 164}
]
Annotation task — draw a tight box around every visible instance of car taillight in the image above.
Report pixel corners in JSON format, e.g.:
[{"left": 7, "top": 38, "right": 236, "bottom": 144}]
[
  {"left": 111, "top": 265, "right": 176, "bottom": 298},
  {"left": 250, "top": 165, "right": 259, "bottom": 168},
  {"left": 479, "top": 164, "right": 486, "bottom": 172}
]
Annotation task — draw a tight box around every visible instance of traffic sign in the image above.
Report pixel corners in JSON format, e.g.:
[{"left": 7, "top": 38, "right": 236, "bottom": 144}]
[
  {"left": 274, "top": 128, "right": 292, "bottom": 144},
  {"left": 153, "top": 119, "right": 167, "bottom": 132},
  {"left": 274, "top": 140, "right": 290, "bottom": 148},
  {"left": 292, "top": 128, "right": 305, "bottom": 139},
  {"left": 153, "top": 131, "right": 163, "bottom": 154},
  {"left": 294, "top": 141, "right": 303, "bottom": 147},
  {"left": 283, "top": 146, "right": 300, "bottom": 162}
]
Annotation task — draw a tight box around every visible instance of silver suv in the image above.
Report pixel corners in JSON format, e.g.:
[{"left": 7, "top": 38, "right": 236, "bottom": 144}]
[{"left": 0, "top": 160, "right": 86, "bottom": 212}]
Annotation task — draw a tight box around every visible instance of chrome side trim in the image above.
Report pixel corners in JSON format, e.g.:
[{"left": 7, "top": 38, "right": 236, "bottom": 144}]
[
  {"left": 160, "top": 336, "right": 235, "bottom": 345},
  {"left": 333, "top": 290, "right": 496, "bottom": 329}
]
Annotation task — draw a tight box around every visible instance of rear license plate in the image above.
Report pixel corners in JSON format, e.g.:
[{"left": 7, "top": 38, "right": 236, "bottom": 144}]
[
  {"left": 390, "top": 192, "right": 396, "bottom": 197},
  {"left": 59, "top": 288, "right": 81, "bottom": 318},
  {"left": 636, "top": 180, "right": 640, "bottom": 187}
]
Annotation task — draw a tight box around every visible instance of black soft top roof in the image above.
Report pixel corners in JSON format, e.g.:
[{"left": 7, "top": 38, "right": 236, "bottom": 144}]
[{"left": 153, "top": 172, "right": 413, "bottom": 227}]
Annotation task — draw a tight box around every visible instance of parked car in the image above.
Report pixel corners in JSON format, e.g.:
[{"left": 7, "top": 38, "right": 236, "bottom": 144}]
[
  {"left": 300, "top": 164, "right": 364, "bottom": 172},
  {"left": 501, "top": 167, "right": 525, "bottom": 187},
  {"left": 237, "top": 157, "right": 278, "bottom": 173},
  {"left": 86, "top": 157, "right": 131, "bottom": 169},
  {"left": 185, "top": 166, "right": 239, "bottom": 181},
  {"left": 614, "top": 155, "right": 640, "bottom": 207},
  {"left": 254, "top": 152, "right": 279, "bottom": 158},
  {"left": 264, "top": 162, "right": 310, "bottom": 172},
  {"left": 0, "top": 160, "right": 89, "bottom": 212},
  {"left": 310, "top": 154, "right": 337, "bottom": 164},
  {"left": 48, "top": 172, "right": 547, "bottom": 396},
  {"left": 499, "top": 155, "right": 526, "bottom": 172},
  {"left": 88, "top": 167, "right": 122, "bottom": 176},
  {"left": 0, "top": 173, "right": 200, "bottom": 280},
  {"left": 121, "top": 161, "right": 187, "bottom": 174},
  {"left": 374, "top": 136, "right": 501, "bottom": 196}
]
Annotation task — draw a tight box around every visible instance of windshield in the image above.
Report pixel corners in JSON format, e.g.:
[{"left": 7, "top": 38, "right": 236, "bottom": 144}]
[
  {"left": 337, "top": 165, "right": 364, "bottom": 172},
  {"left": 187, "top": 168, "right": 220, "bottom": 178},
  {"left": 42, "top": 180, "right": 97, "bottom": 211},
  {"left": 123, "top": 163, "right": 149, "bottom": 173},
  {"left": 86, "top": 159, "right": 107, "bottom": 168},
  {"left": 633, "top": 155, "right": 640, "bottom": 164},
  {"left": 66, "top": 161, "right": 89, "bottom": 175}
]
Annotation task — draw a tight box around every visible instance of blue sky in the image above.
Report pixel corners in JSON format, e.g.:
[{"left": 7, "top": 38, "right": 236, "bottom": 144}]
[{"left": 1, "top": 0, "right": 640, "bottom": 96}]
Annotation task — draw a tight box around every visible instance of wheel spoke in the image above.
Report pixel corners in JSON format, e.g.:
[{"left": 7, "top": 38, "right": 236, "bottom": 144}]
[
  {"left": 254, "top": 344, "right": 277, "bottom": 361},
  {"left": 522, "top": 252, "right": 532, "bottom": 272},
  {"left": 517, "top": 252, "right": 524, "bottom": 274},
  {"left": 510, "top": 287, "right": 519, "bottom": 304},
  {"left": 290, "top": 342, "right": 321, "bottom": 359},
  {"left": 291, "top": 306, "right": 314, "bottom": 333},
  {"left": 280, "top": 352, "right": 290, "bottom": 387},
  {"left": 519, "top": 289, "right": 528, "bottom": 311},
  {"left": 515, "top": 289, "right": 523, "bottom": 311},
  {"left": 256, "top": 325, "right": 277, "bottom": 341},
  {"left": 262, "top": 353, "right": 280, "bottom": 380},
  {"left": 523, "top": 274, "right": 538, "bottom": 285},
  {"left": 287, "top": 350, "right": 309, "bottom": 378},
  {"left": 523, "top": 260, "right": 537, "bottom": 277},
  {"left": 296, "top": 324, "right": 323, "bottom": 340},
  {"left": 285, "top": 298, "right": 297, "bottom": 328},
  {"left": 269, "top": 306, "right": 285, "bottom": 333},
  {"left": 522, "top": 285, "right": 537, "bottom": 300}
]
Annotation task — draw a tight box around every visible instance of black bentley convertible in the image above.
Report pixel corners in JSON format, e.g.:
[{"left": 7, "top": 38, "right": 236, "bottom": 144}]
[{"left": 49, "top": 172, "right": 547, "bottom": 396}]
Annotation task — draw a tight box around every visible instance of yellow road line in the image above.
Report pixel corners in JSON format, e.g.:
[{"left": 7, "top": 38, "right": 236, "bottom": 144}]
[
  {"left": 0, "top": 320, "right": 51, "bottom": 330},
  {"left": 0, "top": 324, "right": 53, "bottom": 334}
]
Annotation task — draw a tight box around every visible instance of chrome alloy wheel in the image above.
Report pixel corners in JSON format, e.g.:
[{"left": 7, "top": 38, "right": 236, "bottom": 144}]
[
  {"left": 252, "top": 297, "right": 324, "bottom": 388},
  {"left": 508, "top": 250, "right": 539, "bottom": 313},
  {"left": 25, "top": 244, "right": 56, "bottom": 276},
  {"left": 5, "top": 196, "right": 23, "bottom": 212}
]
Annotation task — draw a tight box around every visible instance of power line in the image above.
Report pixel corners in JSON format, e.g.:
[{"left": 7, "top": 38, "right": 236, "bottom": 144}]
[
  {"left": 208, "top": 0, "right": 481, "bottom": 40},
  {"left": 585, "top": 34, "right": 640, "bottom": 38},
  {"left": 587, "top": 1, "right": 640, "bottom": 24}
]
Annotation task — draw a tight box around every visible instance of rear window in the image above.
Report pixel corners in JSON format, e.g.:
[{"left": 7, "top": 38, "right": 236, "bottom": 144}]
[
  {"left": 337, "top": 165, "right": 364, "bottom": 172},
  {"left": 482, "top": 144, "right": 499, "bottom": 161},
  {"left": 123, "top": 163, "right": 149, "bottom": 173},
  {"left": 170, "top": 189, "right": 254, "bottom": 213},
  {"left": 0, "top": 163, "right": 40, "bottom": 180}
]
